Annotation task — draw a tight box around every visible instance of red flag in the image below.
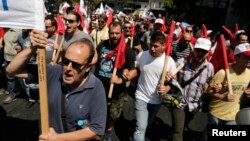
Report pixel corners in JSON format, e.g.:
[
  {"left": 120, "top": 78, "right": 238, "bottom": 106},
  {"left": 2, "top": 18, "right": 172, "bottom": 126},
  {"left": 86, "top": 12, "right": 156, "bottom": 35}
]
[
  {"left": 106, "top": 12, "right": 113, "bottom": 26},
  {"left": 55, "top": 15, "right": 65, "bottom": 35},
  {"left": 114, "top": 33, "right": 126, "bottom": 68},
  {"left": 234, "top": 23, "right": 239, "bottom": 34},
  {"left": 210, "top": 34, "right": 231, "bottom": 72},
  {"left": 162, "top": 16, "right": 167, "bottom": 32},
  {"left": 201, "top": 24, "right": 208, "bottom": 38},
  {"left": 222, "top": 25, "right": 236, "bottom": 47},
  {"left": 74, "top": 3, "right": 85, "bottom": 30},
  {"left": 165, "top": 21, "right": 175, "bottom": 55}
]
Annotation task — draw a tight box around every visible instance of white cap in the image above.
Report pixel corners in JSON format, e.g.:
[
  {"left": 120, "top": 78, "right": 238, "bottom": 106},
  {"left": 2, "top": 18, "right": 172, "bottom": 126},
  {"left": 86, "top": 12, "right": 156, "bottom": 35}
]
[
  {"left": 155, "top": 18, "right": 164, "bottom": 25},
  {"left": 194, "top": 38, "right": 211, "bottom": 51},
  {"left": 234, "top": 43, "right": 250, "bottom": 56},
  {"left": 235, "top": 30, "right": 245, "bottom": 36}
]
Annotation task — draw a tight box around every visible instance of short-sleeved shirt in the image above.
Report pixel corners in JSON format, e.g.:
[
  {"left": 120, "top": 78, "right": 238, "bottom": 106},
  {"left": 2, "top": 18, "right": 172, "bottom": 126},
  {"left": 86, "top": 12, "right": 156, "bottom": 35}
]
[
  {"left": 135, "top": 51, "right": 177, "bottom": 104},
  {"left": 209, "top": 66, "right": 250, "bottom": 120},
  {"left": 95, "top": 39, "right": 136, "bottom": 97},
  {"left": 27, "top": 64, "right": 107, "bottom": 135},
  {"left": 64, "top": 31, "right": 93, "bottom": 50},
  {"left": 178, "top": 59, "right": 214, "bottom": 111}
]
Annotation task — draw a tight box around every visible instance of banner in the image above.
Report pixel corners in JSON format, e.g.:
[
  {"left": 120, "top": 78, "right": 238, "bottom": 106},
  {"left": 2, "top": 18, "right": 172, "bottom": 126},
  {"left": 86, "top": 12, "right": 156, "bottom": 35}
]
[{"left": 0, "top": 0, "right": 45, "bottom": 30}]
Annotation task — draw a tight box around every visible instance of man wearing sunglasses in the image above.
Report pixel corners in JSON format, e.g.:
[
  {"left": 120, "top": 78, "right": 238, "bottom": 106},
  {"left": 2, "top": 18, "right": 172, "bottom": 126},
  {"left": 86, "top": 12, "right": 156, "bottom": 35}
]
[
  {"left": 171, "top": 38, "right": 214, "bottom": 141},
  {"left": 5, "top": 30, "right": 107, "bottom": 141},
  {"left": 63, "top": 10, "right": 93, "bottom": 50},
  {"left": 90, "top": 14, "right": 109, "bottom": 48}
]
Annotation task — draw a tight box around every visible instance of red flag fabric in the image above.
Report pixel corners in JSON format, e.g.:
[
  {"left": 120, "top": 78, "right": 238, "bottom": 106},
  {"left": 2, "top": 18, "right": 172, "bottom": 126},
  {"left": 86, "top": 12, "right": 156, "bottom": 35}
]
[
  {"left": 106, "top": 12, "right": 113, "bottom": 26},
  {"left": 74, "top": 3, "right": 85, "bottom": 30},
  {"left": 165, "top": 21, "right": 175, "bottom": 55},
  {"left": 234, "top": 23, "right": 239, "bottom": 34},
  {"left": 105, "top": 33, "right": 126, "bottom": 68},
  {"left": 177, "top": 23, "right": 186, "bottom": 41},
  {"left": 114, "top": 33, "right": 126, "bottom": 68},
  {"left": 222, "top": 25, "right": 236, "bottom": 47},
  {"left": 210, "top": 34, "right": 231, "bottom": 72},
  {"left": 55, "top": 15, "right": 65, "bottom": 35},
  {"left": 201, "top": 24, "right": 208, "bottom": 38}
]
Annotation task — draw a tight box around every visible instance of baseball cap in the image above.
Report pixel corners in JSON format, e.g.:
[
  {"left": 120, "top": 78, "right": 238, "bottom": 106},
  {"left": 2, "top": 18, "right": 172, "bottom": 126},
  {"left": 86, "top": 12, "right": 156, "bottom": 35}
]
[
  {"left": 194, "top": 38, "right": 211, "bottom": 51},
  {"left": 234, "top": 43, "right": 250, "bottom": 56},
  {"left": 155, "top": 18, "right": 164, "bottom": 25}
]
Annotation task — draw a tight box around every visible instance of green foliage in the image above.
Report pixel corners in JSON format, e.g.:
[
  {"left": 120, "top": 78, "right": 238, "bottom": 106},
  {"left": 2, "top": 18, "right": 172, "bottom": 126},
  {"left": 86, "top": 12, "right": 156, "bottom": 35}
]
[{"left": 164, "top": 0, "right": 174, "bottom": 8}]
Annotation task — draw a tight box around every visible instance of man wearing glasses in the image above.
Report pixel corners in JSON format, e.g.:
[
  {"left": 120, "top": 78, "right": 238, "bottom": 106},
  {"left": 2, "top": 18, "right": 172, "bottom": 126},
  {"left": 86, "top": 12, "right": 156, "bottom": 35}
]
[
  {"left": 5, "top": 30, "right": 107, "bottom": 141},
  {"left": 90, "top": 14, "right": 109, "bottom": 48},
  {"left": 63, "top": 10, "right": 93, "bottom": 50},
  {"left": 171, "top": 38, "right": 214, "bottom": 141},
  {"left": 172, "top": 32, "right": 193, "bottom": 66}
]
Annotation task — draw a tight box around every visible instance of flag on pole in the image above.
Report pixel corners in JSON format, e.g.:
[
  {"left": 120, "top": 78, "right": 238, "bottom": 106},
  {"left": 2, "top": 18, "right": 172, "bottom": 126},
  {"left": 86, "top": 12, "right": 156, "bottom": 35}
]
[
  {"left": 234, "top": 23, "right": 239, "bottom": 34},
  {"left": 105, "top": 33, "right": 126, "bottom": 68},
  {"left": 210, "top": 34, "right": 231, "bottom": 72},
  {"left": 114, "top": 34, "right": 126, "bottom": 68},
  {"left": 201, "top": 24, "right": 208, "bottom": 38},
  {"left": 0, "top": 0, "right": 45, "bottom": 30},
  {"left": 165, "top": 21, "right": 175, "bottom": 55},
  {"left": 222, "top": 25, "right": 236, "bottom": 47}
]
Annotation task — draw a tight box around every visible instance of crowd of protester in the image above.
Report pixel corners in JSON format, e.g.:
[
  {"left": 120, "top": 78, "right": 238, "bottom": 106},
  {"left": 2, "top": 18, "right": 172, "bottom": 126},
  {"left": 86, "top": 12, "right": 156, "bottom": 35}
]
[{"left": 1, "top": 2, "right": 250, "bottom": 141}]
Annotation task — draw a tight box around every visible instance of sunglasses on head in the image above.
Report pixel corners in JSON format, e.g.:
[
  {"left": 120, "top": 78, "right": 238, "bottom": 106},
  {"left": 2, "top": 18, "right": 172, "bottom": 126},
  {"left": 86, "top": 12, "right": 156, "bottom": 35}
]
[
  {"left": 61, "top": 56, "right": 88, "bottom": 70},
  {"left": 64, "top": 18, "right": 76, "bottom": 24},
  {"left": 186, "top": 29, "right": 193, "bottom": 32}
]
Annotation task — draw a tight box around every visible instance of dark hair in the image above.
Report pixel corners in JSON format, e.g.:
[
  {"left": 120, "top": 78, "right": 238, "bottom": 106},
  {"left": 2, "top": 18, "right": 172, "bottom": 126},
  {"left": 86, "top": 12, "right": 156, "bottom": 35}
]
[
  {"left": 150, "top": 32, "right": 166, "bottom": 44},
  {"left": 142, "top": 23, "right": 149, "bottom": 30},
  {"left": 45, "top": 15, "right": 58, "bottom": 29},
  {"left": 109, "top": 21, "right": 122, "bottom": 32},
  {"left": 67, "top": 38, "right": 95, "bottom": 64},
  {"left": 66, "top": 11, "right": 83, "bottom": 31},
  {"left": 236, "top": 32, "right": 248, "bottom": 41},
  {"left": 98, "top": 14, "right": 108, "bottom": 21}
]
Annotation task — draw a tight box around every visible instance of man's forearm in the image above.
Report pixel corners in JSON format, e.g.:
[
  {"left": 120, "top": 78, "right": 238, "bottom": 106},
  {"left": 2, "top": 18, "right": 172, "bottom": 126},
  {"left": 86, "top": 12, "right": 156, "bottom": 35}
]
[
  {"left": 6, "top": 47, "right": 36, "bottom": 76},
  {"left": 57, "top": 127, "right": 100, "bottom": 141}
]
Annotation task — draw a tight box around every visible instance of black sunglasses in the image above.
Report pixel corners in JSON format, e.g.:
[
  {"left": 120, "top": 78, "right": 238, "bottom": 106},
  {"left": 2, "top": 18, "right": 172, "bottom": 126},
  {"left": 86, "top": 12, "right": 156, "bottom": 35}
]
[
  {"left": 195, "top": 48, "right": 208, "bottom": 54},
  {"left": 124, "top": 26, "right": 131, "bottom": 29},
  {"left": 61, "top": 56, "right": 88, "bottom": 70},
  {"left": 64, "top": 18, "right": 76, "bottom": 24}
]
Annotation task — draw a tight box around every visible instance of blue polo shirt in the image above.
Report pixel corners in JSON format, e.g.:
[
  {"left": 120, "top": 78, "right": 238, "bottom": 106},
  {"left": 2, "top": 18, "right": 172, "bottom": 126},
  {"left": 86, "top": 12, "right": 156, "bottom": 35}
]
[{"left": 27, "top": 64, "right": 107, "bottom": 135}]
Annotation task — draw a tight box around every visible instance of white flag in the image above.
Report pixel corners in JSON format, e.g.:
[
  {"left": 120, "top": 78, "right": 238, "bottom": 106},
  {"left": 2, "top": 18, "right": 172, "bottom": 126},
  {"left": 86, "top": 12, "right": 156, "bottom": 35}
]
[{"left": 0, "top": 0, "right": 45, "bottom": 30}]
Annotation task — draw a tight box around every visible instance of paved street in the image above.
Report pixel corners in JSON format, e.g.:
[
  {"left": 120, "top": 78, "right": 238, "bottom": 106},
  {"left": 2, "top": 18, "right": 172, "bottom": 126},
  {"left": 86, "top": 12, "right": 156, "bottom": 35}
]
[{"left": 0, "top": 91, "right": 203, "bottom": 141}]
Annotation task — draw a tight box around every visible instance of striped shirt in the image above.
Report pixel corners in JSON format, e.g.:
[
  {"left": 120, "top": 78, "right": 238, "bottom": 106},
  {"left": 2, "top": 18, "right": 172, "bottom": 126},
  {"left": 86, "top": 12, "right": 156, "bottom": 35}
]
[
  {"left": 172, "top": 41, "right": 192, "bottom": 61},
  {"left": 178, "top": 59, "right": 214, "bottom": 111}
]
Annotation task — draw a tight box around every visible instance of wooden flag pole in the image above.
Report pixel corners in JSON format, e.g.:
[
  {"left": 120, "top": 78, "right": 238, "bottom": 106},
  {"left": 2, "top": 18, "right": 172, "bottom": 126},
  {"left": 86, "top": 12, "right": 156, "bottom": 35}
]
[
  {"left": 171, "top": 63, "right": 185, "bottom": 76},
  {"left": 160, "top": 55, "right": 169, "bottom": 86},
  {"left": 51, "top": 34, "right": 58, "bottom": 64},
  {"left": 108, "top": 68, "right": 117, "bottom": 98},
  {"left": 37, "top": 47, "right": 49, "bottom": 134},
  {"left": 220, "top": 34, "right": 233, "bottom": 95},
  {"left": 52, "top": 36, "right": 65, "bottom": 64}
]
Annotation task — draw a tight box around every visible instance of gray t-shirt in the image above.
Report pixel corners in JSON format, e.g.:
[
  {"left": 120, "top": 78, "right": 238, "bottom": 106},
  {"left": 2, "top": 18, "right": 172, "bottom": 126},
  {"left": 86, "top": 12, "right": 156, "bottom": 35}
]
[{"left": 64, "top": 31, "right": 93, "bottom": 50}]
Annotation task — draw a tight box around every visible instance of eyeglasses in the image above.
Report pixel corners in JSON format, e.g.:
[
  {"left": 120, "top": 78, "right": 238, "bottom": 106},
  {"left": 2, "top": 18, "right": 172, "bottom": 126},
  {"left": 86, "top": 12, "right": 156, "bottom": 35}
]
[
  {"left": 61, "top": 56, "right": 88, "bottom": 70},
  {"left": 45, "top": 25, "right": 53, "bottom": 29},
  {"left": 64, "top": 18, "right": 76, "bottom": 24},
  {"left": 124, "top": 26, "right": 131, "bottom": 29},
  {"left": 98, "top": 20, "right": 105, "bottom": 23},
  {"left": 195, "top": 49, "right": 208, "bottom": 55}
]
